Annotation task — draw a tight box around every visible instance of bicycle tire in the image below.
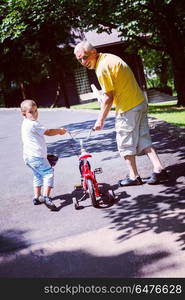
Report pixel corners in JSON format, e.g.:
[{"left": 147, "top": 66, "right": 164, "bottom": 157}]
[{"left": 87, "top": 179, "right": 98, "bottom": 208}]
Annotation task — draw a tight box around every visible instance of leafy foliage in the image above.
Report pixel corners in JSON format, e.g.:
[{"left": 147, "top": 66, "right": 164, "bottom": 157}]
[
  {"left": 0, "top": 0, "right": 185, "bottom": 106},
  {"left": 0, "top": 0, "right": 80, "bottom": 105},
  {"left": 69, "top": 0, "right": 185, "bottom": 105}
]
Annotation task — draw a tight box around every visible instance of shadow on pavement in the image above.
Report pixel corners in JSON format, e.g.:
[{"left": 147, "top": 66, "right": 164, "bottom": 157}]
[
  {"left": 1, "top": 116, "right": 185, "bottom": 278},
  {"left": 47, "top": 117, "right": 117, "bottom": 158},
  {"left": 51, "top": 193, "right": 73, "bottom": 211},
  {"left": 0, "top": 230, "right": 30, "bottom": 253},
  {"left": 0, "top": 238, "right": 171, "bottom": 278},
  {"left": 47, "top": 116, "right": 185, "bottom": 164},
  {"left": 103, "top": 162, "right": 185, "bottom": 250}
]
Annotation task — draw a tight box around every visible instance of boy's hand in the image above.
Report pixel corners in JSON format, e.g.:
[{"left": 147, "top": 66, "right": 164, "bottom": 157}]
[{"left": 59, "top": 128, "right": 67, "bottom": 135}]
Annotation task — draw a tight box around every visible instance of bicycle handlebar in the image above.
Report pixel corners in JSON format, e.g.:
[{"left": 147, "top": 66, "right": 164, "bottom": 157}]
[{"left": 67, "top": 128, "right": 94, "bottom": 143}]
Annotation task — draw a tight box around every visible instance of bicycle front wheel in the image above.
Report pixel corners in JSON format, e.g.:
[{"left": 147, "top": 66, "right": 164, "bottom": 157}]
[{"left": 87, "top": 179, "right": 98, "bottom": 208}]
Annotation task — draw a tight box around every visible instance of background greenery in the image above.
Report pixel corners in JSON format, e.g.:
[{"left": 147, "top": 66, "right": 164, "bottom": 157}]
[
  {"left": 0, "top": 0, "right": 185, "bottom": 106},
  {"left": 71, "top": 101, "right": 185, "bottom": 128}
]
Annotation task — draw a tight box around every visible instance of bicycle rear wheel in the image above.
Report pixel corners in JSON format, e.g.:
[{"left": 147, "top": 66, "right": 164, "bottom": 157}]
[{"left": 87, "top": 179, "right": 98, "bottom": 208}]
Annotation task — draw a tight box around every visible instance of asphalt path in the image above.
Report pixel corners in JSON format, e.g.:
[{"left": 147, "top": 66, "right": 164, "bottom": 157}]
[
  {"left": 0, "top": 108, "right": 121, "bottom": 251},
  {"left": 1, "top": 107, "right": 185, "bottom": 278}
]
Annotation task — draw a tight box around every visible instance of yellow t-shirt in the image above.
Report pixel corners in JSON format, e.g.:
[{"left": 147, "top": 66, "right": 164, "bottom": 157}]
[{"left": 95, "top": 53, "right": 144, "bottom": 112}]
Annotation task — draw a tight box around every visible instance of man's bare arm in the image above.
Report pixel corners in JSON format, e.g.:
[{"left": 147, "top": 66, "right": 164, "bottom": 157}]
[{"left": 94, "top": 91, "right": 113, "bottom": 130}]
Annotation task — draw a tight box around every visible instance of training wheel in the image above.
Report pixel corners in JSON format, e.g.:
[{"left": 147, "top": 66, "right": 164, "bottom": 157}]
[
  {"left": 72, "top": 197, "right": 79, "bottom": 209},
  {"left": 107, "top": 190, "right": 115, "bottom": 202},
  {"left": 72, "top": 197, "right": 83, "bottom": 210}
]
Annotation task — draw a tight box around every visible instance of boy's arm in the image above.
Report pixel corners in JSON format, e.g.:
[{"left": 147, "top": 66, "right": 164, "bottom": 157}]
[{"left": 44, "top": 128, "right": 67, "bottom": 136}]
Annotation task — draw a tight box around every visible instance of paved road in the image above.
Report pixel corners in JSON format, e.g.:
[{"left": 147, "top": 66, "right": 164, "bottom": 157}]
[{"left": 0, "top": 108, "right": 185, "bottom": 278}]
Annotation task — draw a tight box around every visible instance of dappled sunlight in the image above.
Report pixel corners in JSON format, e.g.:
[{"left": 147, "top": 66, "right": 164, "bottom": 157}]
[
  {"left": 1, "top": 226, "right": 184, "bottom": 278},
  {"left": 1, "top": 110, "right": 185, "bottom": 278},
  {"left": 47, "top": 117, "right": 117, "bottom": 158},
  {"left": 103, "top": 183, "right": 185, "bottom": 249}
]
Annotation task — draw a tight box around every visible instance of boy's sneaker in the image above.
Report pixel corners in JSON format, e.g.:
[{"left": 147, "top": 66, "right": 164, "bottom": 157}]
[
  {"left": 33, "top": 197, "right": 44, "bottom": 205},
  {"left": 118, "top": 176, "right": 143, "bottom": 187},
  {"left": 41, "top": 196, "right": 57, "bottom": 210},
  {"left": 147, "top": 169, "right": 169, "bottom": 184}
]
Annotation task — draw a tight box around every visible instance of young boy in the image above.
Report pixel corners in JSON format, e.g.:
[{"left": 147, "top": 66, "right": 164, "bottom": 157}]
[{"left": 20, "top": 99, "right": 67, "bottom": 210}]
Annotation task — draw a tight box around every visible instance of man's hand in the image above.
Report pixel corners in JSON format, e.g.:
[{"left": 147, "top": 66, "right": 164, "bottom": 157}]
[
  {"left": 93, "top": 119, "right": 104, "bottom": 130},
  {"left": 93, "top": 91, "right": 113, "bottom": 131}
]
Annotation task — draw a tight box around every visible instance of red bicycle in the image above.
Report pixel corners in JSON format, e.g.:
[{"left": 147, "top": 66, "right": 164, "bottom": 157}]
[{"left": 68, "top": 129, "right": 115, "bottom": 209}]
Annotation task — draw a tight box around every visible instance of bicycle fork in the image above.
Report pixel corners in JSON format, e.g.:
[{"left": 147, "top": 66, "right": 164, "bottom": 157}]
[{"left": 80, "top": 159, "right": 101, "bottom": 198}]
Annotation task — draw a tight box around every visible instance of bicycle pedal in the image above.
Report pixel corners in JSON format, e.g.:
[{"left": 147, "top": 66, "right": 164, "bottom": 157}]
[{"left": 94, "top": 168, "right": 103, "bottom": 174}]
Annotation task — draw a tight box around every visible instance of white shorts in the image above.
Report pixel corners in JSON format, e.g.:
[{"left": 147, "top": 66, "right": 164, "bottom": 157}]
[{"left": 115, "top": 100, "right": 152, "bottom": 156}]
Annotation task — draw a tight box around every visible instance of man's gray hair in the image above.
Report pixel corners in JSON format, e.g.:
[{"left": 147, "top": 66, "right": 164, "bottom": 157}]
[{"left": 74, "top": 40, "right": 95, "bottom": 54}]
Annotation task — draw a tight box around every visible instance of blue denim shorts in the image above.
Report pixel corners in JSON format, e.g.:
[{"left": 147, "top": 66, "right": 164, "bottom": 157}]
[{"left": 25, "top": 157, "right": 54, "bottom": 187}]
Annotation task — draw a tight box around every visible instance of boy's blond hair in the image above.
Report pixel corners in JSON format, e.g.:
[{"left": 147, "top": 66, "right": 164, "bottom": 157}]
[{"left": 20, "top": 99, "right": 37, "bottom": 114}]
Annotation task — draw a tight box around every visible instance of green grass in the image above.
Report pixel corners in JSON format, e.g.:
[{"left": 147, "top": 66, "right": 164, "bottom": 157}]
[
  {"left": 148, "top": 101, "right": 185, "bottom": 128},
  {"left": 71, "top": 100, "right": 185, "bottom": 128},
  {"left": 71, "top": 101, "right": 102, "bottom": 110}
]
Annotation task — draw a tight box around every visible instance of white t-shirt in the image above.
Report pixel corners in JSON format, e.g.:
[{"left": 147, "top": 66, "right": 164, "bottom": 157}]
[{"left": 21, "top": 118, "right": 47, "bottom": 160}]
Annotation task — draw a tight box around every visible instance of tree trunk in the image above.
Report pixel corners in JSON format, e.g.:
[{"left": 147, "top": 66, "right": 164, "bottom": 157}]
[
  {"left": 161, "top": 53, "right": 185, "bottom": 107},
  {"left": 19, "top": 81, "right": 26, "bottom": 100},
  {"left": 171, "top": 58, "right": 185, "bottom": 106},
  {"left": 28, "top": 81, "right": 37, "bottom": 101},
  {"left": 159, "top": 54, "right": 168, "bottom": 88},
  {"left": 159, "top": 4, "right": 185, "bottom": 106},
  {"left": 50, "top": 83, "right": 61, "bottom": 108},
  {"left": 60, "top": 71, "right": 70, "bottom": 108}
]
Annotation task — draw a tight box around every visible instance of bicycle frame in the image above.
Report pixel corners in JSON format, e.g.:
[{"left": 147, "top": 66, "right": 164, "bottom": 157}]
[
  {"left": 68, "top": 129, "right": 115, "bottom": 209},
  {"left": 79, "top": 150, "right": 101, "bottom": 198},
  {"left": 68, "top": 129, "right": 102, "bottom": 206}
]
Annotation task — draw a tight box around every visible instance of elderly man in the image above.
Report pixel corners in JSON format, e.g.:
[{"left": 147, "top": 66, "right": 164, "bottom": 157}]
[{"left": 74, "top": 41, "right": 168, "bottom": 186}]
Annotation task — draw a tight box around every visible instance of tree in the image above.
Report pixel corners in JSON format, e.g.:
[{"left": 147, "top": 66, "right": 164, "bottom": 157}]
[
  {"left": 69, "top": 0, "right": 185, "bottom": 106},
  {"left": 0, "top": 0, "right": 78, "bottom": 107},
  {"left": 137, "top": 48, "right": 173, "bottom": 94},
  {"left": 1, "top": 0, "right": 184, "bottom": 106}
]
